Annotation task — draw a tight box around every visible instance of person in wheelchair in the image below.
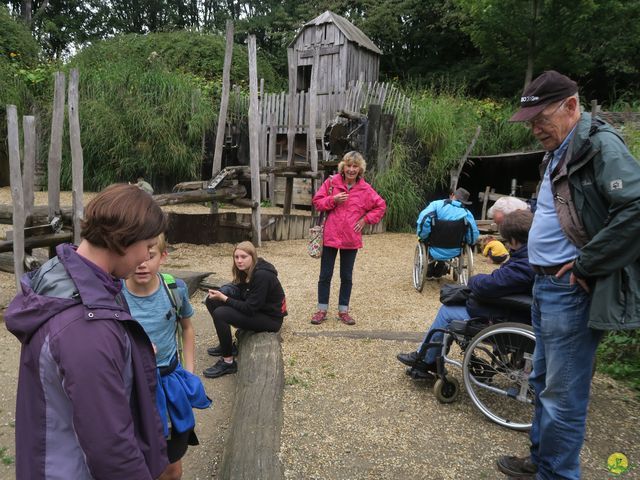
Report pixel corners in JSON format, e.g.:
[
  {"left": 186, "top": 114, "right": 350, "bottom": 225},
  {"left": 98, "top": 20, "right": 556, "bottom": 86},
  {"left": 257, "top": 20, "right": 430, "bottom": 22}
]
[
  {"left": 416, "top": 188, "right": 479, "bottom": 278},
  {"left": 399, "top": 209, "right": 534, "bottom": 375}
]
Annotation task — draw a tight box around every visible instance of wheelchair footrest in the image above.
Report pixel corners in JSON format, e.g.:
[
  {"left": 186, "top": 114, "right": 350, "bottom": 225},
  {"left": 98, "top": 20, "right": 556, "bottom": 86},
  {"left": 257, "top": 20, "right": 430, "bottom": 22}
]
[{"left": 405, "top": 367, "right": 435, "bottom": 381}]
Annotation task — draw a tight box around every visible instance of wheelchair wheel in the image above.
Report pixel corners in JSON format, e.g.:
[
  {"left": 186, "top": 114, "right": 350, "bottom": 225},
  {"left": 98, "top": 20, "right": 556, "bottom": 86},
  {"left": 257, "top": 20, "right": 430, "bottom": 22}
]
[
  {"left": 412, "top": 242, "right": 429, "bottom": 292},
  {"left": 462, "top": 322, "right": 535, "bottom": 431},
  {"left": 454, "top": 244, "right": 474, "bottom": 285},
  {"left": 434, "top": 375, "right": 460, "bottom": 403}
]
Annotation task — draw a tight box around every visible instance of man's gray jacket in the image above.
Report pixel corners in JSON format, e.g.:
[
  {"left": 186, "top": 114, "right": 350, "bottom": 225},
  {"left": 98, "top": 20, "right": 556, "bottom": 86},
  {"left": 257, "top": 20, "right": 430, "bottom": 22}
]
[{"left": 549, "top": 112, "right": 640, "bottom": 330}]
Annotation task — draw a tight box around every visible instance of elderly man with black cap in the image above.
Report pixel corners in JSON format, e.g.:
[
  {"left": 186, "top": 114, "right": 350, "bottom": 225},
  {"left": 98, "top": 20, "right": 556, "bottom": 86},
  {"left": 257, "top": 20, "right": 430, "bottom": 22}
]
[
  {"left": 416, "top": 187, "right": 479, "bottom": 278},
  {"left": 496, "top": 71, "right": 640, "bottom": 479}
]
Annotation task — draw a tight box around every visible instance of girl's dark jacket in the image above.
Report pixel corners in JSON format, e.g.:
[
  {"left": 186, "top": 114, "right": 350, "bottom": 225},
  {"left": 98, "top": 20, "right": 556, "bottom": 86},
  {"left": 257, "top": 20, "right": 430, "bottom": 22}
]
[
  {"left": 465, "top": 244, "right": 535, "bottom": 323},
  {"left": 227, "top": 258, "right": 288, "bottom": 319},
  {"left": 546, "top": 113, "right": 640, "bottom": 330}
]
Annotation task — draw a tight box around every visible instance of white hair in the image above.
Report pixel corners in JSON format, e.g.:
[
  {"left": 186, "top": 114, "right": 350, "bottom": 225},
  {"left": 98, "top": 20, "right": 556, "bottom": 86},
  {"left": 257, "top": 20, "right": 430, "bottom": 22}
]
[{"left": 488, "top": 196, "right": 529, "bottom": 219}]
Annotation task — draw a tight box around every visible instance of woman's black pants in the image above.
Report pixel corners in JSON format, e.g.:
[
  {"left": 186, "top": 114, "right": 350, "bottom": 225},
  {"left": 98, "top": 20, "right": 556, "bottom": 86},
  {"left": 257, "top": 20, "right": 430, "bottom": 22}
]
[{"left": 205, "top": 299, "right": 282, "bottom": 356}]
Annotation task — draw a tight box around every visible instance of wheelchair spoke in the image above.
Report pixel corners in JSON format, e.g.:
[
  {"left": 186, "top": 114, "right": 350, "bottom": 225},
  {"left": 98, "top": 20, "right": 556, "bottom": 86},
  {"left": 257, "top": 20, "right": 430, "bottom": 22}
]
[{"left": 462, "top": 323, "right": 536, "bottom": 431}]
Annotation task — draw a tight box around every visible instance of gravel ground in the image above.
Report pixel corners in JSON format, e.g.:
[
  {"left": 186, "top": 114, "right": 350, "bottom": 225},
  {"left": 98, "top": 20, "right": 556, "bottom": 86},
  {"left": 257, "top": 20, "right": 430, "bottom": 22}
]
[{"left": 0, "top": 189, "right": 638, "bottom": 479}]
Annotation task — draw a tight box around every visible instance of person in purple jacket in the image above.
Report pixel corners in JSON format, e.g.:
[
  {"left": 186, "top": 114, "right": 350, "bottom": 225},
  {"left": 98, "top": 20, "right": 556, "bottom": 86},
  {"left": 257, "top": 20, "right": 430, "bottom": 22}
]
[
  {"left": 310, "top": 151, "right": 386, "bottom": 326},
  {"left": 5, "top": 184, "right": 169, "bottom": 480},
  {"left": 397, "top": 210, "right": 535, "bottom": 375}
]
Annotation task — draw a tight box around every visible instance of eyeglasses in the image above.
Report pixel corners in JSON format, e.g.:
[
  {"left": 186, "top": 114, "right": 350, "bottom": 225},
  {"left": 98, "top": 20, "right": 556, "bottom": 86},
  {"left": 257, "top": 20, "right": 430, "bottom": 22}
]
[{"left": 525, "top": 99, "right": 566, "bottom": 129}]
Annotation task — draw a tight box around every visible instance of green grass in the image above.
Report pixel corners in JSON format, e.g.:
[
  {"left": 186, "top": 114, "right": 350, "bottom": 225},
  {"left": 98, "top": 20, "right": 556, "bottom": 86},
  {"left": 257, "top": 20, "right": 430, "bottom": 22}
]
[
  {"left": 0, "top": 447, "right": 14, "bottom": 466},
  {"left": 597, "top": 331, "right": 640, "bottom": 396}
]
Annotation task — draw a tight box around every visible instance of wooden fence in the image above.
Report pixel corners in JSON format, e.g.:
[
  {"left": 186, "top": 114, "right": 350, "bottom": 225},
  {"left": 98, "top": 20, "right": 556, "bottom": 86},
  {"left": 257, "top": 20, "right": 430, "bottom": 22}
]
[{"left": 259, "top": 80, "right": 410, "bottom": 135}]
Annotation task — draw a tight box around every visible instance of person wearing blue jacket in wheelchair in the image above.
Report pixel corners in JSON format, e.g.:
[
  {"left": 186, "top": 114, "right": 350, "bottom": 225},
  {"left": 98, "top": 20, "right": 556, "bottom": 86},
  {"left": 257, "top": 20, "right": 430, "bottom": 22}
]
[
  {"left": 416, "top": 187, "right": 479, "bottom": 278},
  {"left": 399, "top": 210, "right": 535, "bottom": 373}
]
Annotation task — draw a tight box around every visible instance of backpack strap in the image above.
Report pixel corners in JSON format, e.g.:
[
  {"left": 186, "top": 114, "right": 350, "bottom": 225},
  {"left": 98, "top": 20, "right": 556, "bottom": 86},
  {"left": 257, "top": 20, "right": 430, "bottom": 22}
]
[
  {"left": 160, "top": 272, "right": 185, "bottom": 364},
  {"left": 160, "top": 272, "right": 183, "bottom": 319}
]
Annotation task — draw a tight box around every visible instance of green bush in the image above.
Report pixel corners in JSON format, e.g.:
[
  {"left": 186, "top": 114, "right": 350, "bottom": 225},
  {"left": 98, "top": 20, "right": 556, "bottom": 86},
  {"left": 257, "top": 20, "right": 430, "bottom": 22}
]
[
  {"left": 370, "top": 143, "right": 423, "bottom": 232},
  {"left": 597, "top": 331, "right": 640, "bottom": 395},
  {"left": 33, "top": 31, "right": 286, "bottom": 190},
  {"left": 0, "top": 6, "right": 40, "bottom": 66}
]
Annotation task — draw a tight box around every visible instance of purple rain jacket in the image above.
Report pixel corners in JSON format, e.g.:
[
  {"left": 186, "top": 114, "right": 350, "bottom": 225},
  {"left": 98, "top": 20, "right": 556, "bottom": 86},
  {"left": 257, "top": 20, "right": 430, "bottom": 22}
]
[{"left": 4, "top": 243, "right": 168, "bottom": 479}]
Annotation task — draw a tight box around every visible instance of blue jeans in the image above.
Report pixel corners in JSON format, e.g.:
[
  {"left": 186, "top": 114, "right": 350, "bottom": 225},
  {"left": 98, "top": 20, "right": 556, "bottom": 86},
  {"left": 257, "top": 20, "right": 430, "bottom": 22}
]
[
  {"left": 418, "top": 304, "right": 469, "bottom": 364},
  {"left": 317, "top": 247, "right": 358, "bottom": 312},
  {"left": 528, "top": 272, "right": 602, "bottom": 480}
]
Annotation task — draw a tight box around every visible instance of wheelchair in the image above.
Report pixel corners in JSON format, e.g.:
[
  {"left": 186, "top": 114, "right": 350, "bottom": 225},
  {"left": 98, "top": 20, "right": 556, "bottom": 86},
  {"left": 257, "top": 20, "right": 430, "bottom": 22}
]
[
  {"left": 406, "top": 294, "right": 535, "bottom": 431},
  {"left": 412, "top": 217, "right": 474, "bottom": 291}
]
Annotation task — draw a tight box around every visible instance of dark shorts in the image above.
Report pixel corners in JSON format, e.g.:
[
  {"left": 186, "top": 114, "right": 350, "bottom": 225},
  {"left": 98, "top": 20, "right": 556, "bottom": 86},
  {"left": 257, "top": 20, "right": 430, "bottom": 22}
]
[{"left": 167, "top": 428, "right": 199, "bottom": 463}]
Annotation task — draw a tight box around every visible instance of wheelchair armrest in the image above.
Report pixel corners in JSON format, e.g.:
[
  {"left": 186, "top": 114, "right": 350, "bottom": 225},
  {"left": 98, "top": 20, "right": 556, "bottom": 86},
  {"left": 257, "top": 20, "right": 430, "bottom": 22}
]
[{"left": 471, "top": 293, "right": 533, "bottom": 312}]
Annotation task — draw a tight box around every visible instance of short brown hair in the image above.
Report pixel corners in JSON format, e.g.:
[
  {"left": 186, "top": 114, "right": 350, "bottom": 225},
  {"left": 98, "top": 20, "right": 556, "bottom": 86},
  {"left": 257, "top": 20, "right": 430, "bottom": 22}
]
[
  {"left": 499, "top": 209, "right": 533, "bottom": 245},
  {"left": 81, "top": 183, "right": 167, "bottom": 255}
]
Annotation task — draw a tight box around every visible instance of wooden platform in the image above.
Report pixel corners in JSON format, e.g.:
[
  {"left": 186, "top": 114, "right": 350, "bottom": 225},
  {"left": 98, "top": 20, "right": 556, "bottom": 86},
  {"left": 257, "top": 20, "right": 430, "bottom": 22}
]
[{"left": 167, "top": 212, "right": 385, "bottom": 244}]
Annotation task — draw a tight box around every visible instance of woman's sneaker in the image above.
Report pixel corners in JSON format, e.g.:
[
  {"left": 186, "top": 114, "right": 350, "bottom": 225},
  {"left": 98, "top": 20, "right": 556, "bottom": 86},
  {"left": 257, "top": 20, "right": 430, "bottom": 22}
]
[
  {"left": 310, "top": 310, "right": 327, "bottom": 324},
  {"left": 207, "top": 343, "right": 238, "bottom": 357},
  {"left": 338, "top": 312, "right": 355, "bottom": 325},
  {"left": 203, "top": 358, "right": 237, "bottom": 378}
]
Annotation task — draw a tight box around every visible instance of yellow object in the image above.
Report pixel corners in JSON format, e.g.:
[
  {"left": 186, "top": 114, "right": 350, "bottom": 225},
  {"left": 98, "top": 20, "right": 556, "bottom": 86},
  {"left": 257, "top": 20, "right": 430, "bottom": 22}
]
[{"left": 483, "top": 240, "right": 509, "bottom": 262}]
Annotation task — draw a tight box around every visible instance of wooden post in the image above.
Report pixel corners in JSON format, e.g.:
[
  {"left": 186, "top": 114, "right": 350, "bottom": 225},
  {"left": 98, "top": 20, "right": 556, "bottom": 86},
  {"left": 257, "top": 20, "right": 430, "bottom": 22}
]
[
  {"left": 283, "top": 48, "right": 297, "bottom": 214},
  {"left": 22, "top": 116, "right": 36, "bottom": 226},
  {"left": 247, "top": 35, "right": 262, "bottom": 246},
  {"left": 377, "top": 113, "right": 395, "bottom": 172},
  {"left": 450, "top": 125, "right": 481, "bottom": 192},
  {"left": 219, "top": 331, "right": 284, "bottom": 480},
  {"left": 211, "top": 21, "right": 234, "bottom": 214},
  {"left": 268, "top": 110, "right": 276, "bottom": 201},
  {"left": 68, "top": 68, "right": 84, "bottom": 245},
  {"left": 7, "top": 105, "right": 25, "bottom": 290},
  {"left": 367, "top": 104, "right": 381, "bottom": 170},
  {"left": 48, "top": 71, "right": 65, "bottom": 222},
  {"left": 212, "top": 20, "right": 234, "bottom": 177},
  {"left": 308, "top": 48, "right": 319, "bottom": 192}
]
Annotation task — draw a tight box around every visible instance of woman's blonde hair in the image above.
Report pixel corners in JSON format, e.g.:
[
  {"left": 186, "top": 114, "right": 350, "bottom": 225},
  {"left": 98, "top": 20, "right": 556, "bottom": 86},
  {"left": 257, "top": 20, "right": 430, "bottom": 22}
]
[
  {"left": 338, "top": 151, "right": 366, "bottom": 177},
  {"left": 232, "top": 241, "right": 258, "bottom": 284}
]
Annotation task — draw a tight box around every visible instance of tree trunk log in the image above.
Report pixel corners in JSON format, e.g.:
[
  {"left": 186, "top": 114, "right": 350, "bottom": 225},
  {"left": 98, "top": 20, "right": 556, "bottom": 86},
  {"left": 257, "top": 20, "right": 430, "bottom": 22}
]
[
  {"left": 0, "top": 231, "right": 72, "bottom": 254},
  {"left": 0, "top": 252, "right": 42, "bottom": 273},
  {"left": 152, "top": 185, "right": 246, "bottom": 206},
  {"left": 219, "top": 330, "right": 284, "bottom": 480}
]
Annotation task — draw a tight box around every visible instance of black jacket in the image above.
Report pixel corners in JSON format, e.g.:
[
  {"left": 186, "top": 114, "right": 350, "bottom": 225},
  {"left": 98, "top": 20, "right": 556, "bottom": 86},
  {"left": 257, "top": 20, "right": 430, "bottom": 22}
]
[{"left": 226, "top": 258, "right": 287, "bottom": 318}]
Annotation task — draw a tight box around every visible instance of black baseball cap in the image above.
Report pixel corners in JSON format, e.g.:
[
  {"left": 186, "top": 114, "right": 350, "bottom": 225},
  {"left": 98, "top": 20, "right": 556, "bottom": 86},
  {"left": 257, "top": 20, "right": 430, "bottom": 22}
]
[{"left": 510, "top": 70, "right": 578, "bottom": 122}]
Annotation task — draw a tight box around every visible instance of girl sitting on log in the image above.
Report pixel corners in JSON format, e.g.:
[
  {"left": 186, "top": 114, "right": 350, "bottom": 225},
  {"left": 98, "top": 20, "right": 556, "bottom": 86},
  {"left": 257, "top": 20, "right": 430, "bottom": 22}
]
[{"left": 203, "top": 241, "right": 287, "bottom": 378}]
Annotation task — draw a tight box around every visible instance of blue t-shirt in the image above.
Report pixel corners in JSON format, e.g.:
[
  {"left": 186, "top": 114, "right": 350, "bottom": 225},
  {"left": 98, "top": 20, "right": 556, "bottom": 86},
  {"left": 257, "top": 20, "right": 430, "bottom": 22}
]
[
  {"left": 528, "top": 128, "right": 580, "bottom": 266},
  {"left": 122, "top": 276, "right": 194, "bottom": 368}
]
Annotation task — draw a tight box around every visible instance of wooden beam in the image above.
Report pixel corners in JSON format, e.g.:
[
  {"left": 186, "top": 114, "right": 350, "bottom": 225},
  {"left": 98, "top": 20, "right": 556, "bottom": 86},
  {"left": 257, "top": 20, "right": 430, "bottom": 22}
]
[
  {"left": 48, "top": 72, "right": 65, "bottom": 221},
  {"left": 22, "top": 116, "right": 36, "bottom": 226},
  {"left": 0, "top": 231, "right": 73, "bottom": 254},
  {"left": 152, "top": 185, "right": 246, "bottom": 206},
  {"left": 247, "top": 35, "right": 262, "bottom": 246},
  {"left": 7, "top": 105, "right": 25, "bottom": 289},
  {"left": 212, "top": 20, "right": 234, "bottom": 177},
  {"left": 283, "top": 48, "right": 297, "bottom": 215},
  {"left": 0, "top": 253, "right": 42, "bottom": 274},
  {"left": 219, "top": 330, "right": 284, "bottom": 480},
  {"left": 450, "top": 125, "right": 481, "bottom": 192},
  {"left": 68, "top": 68, "right": 84, "bottom": 245},
  {"left": 0, "top": 205, "right": 73, "bottom": 225}
]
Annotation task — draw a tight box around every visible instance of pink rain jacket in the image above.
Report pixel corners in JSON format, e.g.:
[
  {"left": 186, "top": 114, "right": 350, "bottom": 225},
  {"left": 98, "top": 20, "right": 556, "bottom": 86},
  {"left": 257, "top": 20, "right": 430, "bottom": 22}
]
[{"left": 313, "top": 174, "right": 386, "bottom": 249}]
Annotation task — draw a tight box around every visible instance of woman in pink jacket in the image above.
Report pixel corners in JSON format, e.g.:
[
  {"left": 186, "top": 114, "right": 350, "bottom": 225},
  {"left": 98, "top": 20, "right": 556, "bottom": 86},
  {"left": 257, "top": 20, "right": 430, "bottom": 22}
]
[{"left": 311, "top": 151, "right": 386, "bottom": 325}]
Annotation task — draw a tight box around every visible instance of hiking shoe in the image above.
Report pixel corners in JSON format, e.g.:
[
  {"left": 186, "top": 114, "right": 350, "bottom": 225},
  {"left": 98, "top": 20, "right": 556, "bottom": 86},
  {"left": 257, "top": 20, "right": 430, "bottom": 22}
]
[
  {"left": 202, "top": 358, "right": 238, "bottom": 379},
  {"left": 496, "top": 455, "right": 538, "bottom": 478},
  {"left": 310, "top": 310, "right": 327, "bottom": 324},
  {"left": 207, "top": 343, "right": 238, "bottom": 357},
  {"left": 338, "top": 312, "right": 355, "bottom": 325},
  {"left": 397, "top": 351, "right": 421, "bottom": 367},
  {"left": 397, "top": 352, "right": 437, "bottom": 373}
]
